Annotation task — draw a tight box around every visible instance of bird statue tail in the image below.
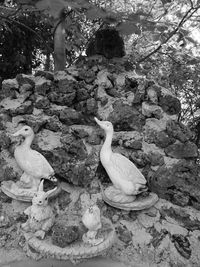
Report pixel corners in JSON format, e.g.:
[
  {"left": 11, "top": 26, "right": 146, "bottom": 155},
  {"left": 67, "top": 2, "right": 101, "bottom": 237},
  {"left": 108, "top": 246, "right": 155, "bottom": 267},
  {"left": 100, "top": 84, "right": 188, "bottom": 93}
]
[
  {"left": 137, "top": 184, "right": 148, "bottom": 194},
  {"left": 48, "top": 173, "right": 58, "bottom": 183}
]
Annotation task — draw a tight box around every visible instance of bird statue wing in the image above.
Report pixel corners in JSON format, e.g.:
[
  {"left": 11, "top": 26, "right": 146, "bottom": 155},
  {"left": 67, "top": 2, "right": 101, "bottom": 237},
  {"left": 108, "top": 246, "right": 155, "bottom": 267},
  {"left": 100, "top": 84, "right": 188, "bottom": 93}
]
[
  {"left": 22, "top": 150, "right": 54, "bottom": 178},
  {"left": 110, "top": 152, "right": 146, "bottom": 184}
]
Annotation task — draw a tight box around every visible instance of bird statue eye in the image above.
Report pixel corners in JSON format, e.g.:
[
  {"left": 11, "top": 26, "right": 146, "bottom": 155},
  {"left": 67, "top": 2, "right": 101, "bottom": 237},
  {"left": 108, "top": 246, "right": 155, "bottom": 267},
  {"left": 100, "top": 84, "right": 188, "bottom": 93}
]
[
  {"left": 25, "top": 128, "right": 28, "bottom": 131},
  {"left": 45, "top": 197, "right": 47, "bottom": 201}
]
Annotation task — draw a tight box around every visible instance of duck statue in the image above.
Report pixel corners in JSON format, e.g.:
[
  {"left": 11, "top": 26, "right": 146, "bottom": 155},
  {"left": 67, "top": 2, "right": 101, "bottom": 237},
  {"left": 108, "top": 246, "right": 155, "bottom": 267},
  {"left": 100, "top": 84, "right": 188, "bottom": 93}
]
[
  {"left": 1, "top": 125, "right": 58, "bottom": 202},
  {"left": 95, "top": 117, "right": 158, "bottom": 210}
]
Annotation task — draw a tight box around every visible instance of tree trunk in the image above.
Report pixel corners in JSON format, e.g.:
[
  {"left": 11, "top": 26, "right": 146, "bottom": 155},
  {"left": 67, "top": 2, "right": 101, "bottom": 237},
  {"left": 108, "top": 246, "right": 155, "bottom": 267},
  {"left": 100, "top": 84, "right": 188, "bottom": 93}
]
[
  {"left": 53, "top": 19, "right": 66, "bottom": 71},
  {"left": 44, "top": 52, "right": 51, "bottom": 71}
]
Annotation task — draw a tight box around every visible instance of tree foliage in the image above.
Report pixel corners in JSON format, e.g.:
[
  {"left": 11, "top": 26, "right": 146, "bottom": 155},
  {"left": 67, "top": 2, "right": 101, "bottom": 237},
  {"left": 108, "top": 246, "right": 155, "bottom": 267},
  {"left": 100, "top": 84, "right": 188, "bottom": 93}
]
[{"left": 1, "top": 0, "right": 200, "bottom": 128}]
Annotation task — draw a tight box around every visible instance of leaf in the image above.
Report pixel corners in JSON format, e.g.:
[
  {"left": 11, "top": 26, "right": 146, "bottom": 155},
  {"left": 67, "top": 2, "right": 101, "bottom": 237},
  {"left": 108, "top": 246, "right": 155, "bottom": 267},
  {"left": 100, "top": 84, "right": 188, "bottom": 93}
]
[
  {"left": 16, "top": 0, "right": 35, "bottom": 4},
  {"left": 161, "top": 0, "right": 172, "bottom": 5},
  {"left": 152, "top": 33, "right": 161, "bottom": 41},
  {"left": 36, "top": 0, "right": 66, "bottom": 18},
  {"left": 127, "top": 11, "right": 150, "bottom": 22},
  {"left": 103, "top": 15, "right": 118, "bottom": 24},
  {"left": 140, "top": 20, "right": 156, "bottom": 32},
  {"left": 64, "top": 0, "right": 92, "bottom": 9},
  {"left": 117, "top": 22, "right": 141, "bottom": 35},
  {"left": 179, "top": 28, "right": 190, "bottom": 36},
  {"left": 187, "top": 58, "right": 200, "bottom": 65},
  {"left": 156, "top": 25, "right": 169, "bottom": 32},
  {"left": 185, "top": 36, "right": 198, "bottom": 45},
  {"left": 85, "top": 6, "right": 106, "bottom": 20},
  {"left": 127, "top": 13, "right": 141, "bottom": 23}
]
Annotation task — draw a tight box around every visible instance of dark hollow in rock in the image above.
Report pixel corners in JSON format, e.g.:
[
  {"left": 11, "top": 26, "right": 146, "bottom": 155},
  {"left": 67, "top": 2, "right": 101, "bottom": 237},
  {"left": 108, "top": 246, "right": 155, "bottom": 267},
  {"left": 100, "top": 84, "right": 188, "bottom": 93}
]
[
  {"left": 86, "top": 28, "right": 125, "bottom": 59},
  {"left": 95, "top": 161, "right": 110, "bottom": 184},
  {"left": 160, "top": 207, "right": 200, "bottom": 231},
  {"left": 48, "top": 92, "right": 76, "bottom": 106},
  {"left": 171, "top": 190, "right": 190, "bottom": 207},
  {"left": 0, "top": 132, "right": 11, "bottom": 150},
  {"left": 154, "top": 131, "right": 175, "bottom": 148},
  {"left": 34, "top": 70, "right": 54, "bottom": 81},
  {"left": 124, "top": 77, "right": 138, "bottom": 93},
  {"left": 158, "top": 94, "right": 181, "bottom": 115},
  {"left": 52, "top": 223, "right": 80, "bottom": 247},
  {"left": 16, "top": 74, "right": 35, "bottom": 88},
  {"left": 115, "top": 225, "right": 132, "bottom": 244},
  {"left": 108, "top": 100, "right": 145, "bottom": 131},
  {"left": 171, "top": 234, "right": 191, "bottom": 259},
  {"left": 166, "top": 120, "right": 193, "bottom": 143},
  {"left": 164, "top": 141, "right": 198, "bottom": 159},
  {"left": 34, "top": 97, "right": 50, "bottom": 110},
  {"left": 149, "top": 160, "right": 200, "bottom": 208},
  {"left": 59, "top": 108, "right": 84, "bottom": 125},
  {"left": 148, "top": 227, "right": 168, "bottom": 248}
]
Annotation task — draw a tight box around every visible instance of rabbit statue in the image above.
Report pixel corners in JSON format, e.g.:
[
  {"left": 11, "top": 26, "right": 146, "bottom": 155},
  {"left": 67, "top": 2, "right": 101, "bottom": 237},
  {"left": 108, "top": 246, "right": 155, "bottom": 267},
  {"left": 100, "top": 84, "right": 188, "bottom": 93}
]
[{"left": 21, "top": 179, "right": 57, "bottom": 239}]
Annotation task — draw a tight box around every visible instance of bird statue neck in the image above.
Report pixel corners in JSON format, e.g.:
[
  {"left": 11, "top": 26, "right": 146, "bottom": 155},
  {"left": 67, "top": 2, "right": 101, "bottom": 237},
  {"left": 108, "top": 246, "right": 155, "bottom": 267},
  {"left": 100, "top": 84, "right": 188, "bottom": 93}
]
[
  {"left": 102, "top": 130, "right": 113, "bottom": 153},
  {"left": 22, "top": 135, "right": 34, "bottom": 148}
]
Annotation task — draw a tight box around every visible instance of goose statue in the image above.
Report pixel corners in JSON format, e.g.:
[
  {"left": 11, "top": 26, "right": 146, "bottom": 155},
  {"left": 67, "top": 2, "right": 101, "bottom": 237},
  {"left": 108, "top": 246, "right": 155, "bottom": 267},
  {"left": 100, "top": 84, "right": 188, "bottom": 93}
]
[
  {"left": 11, "top": 125, "right": 57, "bottom": 192},
  {"left": 95, "top": 117, "right": 158, "bottom": 210}
]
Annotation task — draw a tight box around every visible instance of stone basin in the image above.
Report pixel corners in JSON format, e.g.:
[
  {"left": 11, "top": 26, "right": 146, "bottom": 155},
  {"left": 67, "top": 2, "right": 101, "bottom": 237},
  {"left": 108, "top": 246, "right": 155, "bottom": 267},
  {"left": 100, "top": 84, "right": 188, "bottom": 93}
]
[{"left": 2, "top": 258, "right": 129, "bottom": 267}]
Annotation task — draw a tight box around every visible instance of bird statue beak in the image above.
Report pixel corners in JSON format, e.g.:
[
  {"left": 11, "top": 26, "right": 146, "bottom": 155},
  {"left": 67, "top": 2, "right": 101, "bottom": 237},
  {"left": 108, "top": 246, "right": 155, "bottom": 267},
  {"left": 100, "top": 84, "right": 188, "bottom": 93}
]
[
  {"left": 12, "top": 129, "right": 22, "bottom": 137},
  {"left": 94, "top": 117, "right": 103, "bottom": 127}
]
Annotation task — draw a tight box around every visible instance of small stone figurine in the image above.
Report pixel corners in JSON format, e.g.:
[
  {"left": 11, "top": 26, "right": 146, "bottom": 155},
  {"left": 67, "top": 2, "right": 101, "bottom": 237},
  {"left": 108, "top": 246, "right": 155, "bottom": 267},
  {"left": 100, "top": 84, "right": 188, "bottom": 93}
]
[
  {"left": 95, "top": 117, "right": 158, "bottom": 210},
  {"left": 1, "top": 125, "right": 58, "bottom": 201},
  {"left": 82, "top": 205, "right": 104, "bottom": 246},
  {"left": 22, "top": 180, "right": 57, "bottom": 239}
]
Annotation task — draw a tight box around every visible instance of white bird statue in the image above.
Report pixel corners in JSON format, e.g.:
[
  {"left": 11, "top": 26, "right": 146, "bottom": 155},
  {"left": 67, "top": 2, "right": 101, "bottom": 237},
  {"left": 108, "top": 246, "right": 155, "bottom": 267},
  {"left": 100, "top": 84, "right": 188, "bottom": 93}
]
[
  {"left": 82, "top": 205, "right": 103, "bottom": 245},
  {"left": 94, "top": 117, "right": 147, "bottom": 197},
  {"left": 12, "top": 125, "right": 57, "bottom": 191}
]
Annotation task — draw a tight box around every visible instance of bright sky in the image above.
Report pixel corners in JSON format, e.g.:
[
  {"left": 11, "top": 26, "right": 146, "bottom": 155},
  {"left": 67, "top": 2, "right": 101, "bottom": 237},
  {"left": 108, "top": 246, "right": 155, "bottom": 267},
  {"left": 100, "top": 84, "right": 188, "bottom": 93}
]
[{"left": 191, "top": 28, "right": 200, "bottom": 44}]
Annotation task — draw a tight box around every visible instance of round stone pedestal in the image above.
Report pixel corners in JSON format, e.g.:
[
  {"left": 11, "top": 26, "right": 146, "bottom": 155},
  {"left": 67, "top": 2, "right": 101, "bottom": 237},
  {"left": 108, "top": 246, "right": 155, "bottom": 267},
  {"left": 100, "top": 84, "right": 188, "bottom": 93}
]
[
  {"left": 24, "top": 217, "right": 115, "bottom": 261},
  {"left": 1, "top": 180, "right": 61, "bottom": 202},
  {"left": 102, "top": 186, "right": 158, "bottom": 210}
]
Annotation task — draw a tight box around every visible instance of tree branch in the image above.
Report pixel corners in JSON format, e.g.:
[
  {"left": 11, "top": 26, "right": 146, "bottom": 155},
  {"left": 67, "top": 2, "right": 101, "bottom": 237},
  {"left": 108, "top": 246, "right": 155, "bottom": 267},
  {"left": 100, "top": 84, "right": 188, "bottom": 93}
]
[
  {"left": 0, "top": 14, "right": 52, "bottom": 53},
  {"left": 137, "top": 5, "right": 200, "bottom": 64}
]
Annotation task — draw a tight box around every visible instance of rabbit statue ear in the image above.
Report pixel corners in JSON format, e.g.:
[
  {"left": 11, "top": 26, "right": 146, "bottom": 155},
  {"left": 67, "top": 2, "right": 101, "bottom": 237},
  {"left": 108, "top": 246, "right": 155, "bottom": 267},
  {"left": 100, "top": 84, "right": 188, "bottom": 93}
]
[
  {"left": 38, "top": 179, "right": 44, "bottom": 192},
  {"left": 46, "top": 187, "right": 57, "bottom": 197}
]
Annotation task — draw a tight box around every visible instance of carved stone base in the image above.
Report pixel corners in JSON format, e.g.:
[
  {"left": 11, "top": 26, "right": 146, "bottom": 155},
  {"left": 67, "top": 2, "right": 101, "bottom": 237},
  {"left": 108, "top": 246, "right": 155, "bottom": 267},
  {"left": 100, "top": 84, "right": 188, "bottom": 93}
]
[
  {"left": 1, "top": 180, "right": 61, "bottom": 202},
  {"left": 102, "top": 186, "right": 158, "bottom": 210},
  {"left": 24, "top": 217, "right": 115, "bottom": 261}
]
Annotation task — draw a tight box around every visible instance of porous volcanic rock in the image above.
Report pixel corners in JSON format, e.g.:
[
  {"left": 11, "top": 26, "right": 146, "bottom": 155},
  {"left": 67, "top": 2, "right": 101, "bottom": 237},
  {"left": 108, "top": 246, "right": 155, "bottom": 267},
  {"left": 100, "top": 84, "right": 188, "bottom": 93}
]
[
  {"left": 52, "top": 223, "right": 80, "bottom": 247},
  {"left": 164, "top": 141, "right": 198, "bottom": 159},
  {"left": 149, "top": 160, "right": 200, "bottom": 208},
  {"left": 0, "top": 55, "right": 200, "bottom": 209},
  {"left": 158, "top": 94, "right": 181, "bottom": 115},
  {"left": 108, "top": 100, "right": 145, "bottom": 131}
]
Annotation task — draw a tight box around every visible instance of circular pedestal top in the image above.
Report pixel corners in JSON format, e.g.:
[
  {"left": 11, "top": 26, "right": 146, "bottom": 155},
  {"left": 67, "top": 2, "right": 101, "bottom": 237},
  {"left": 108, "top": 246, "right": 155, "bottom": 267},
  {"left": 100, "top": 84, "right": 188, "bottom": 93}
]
[
  {"left": 24, "top": 217, "right": 115, "bottom": 261},
  {"left": 1, "top": 180, "right": 61, "bottom": 202},
  {"left": 2, "top": 258, "right": 130, "bottom": 267},
  {"left": 102, "top": 187, "right": 159, "bottom": 211}
]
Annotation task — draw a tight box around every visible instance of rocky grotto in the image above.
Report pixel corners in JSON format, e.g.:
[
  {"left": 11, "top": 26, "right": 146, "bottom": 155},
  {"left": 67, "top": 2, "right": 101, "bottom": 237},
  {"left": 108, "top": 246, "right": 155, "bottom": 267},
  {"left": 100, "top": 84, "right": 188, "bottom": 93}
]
[{"left": 0, "top": 56, "right": 200, "bottom": 266}]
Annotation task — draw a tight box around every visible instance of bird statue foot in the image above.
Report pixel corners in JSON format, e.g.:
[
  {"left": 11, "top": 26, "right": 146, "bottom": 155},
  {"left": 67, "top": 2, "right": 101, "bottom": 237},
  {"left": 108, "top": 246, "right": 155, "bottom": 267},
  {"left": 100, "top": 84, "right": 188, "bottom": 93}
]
[
  {"left": 104, "top": 186, "right": 137, "bottom": 204},
  {"left": 101, "top": 185, "right": 159, "bottom": 211},
  {"left": 82, "top": 231, "right": 104, "bottom": 246},
  {"left": 35, "top": 230, "right": 46, "bottom": 240},
  {"left": 16, "top": 180, "right": 33, "bottom": 189}
]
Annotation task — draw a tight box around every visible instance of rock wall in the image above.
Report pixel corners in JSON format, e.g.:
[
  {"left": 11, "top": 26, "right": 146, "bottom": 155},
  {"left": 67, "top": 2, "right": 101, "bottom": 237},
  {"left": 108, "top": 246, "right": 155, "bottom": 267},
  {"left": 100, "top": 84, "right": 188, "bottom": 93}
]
[{"left": 0, "top": 56, "right": 199, "bottom": 209}]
